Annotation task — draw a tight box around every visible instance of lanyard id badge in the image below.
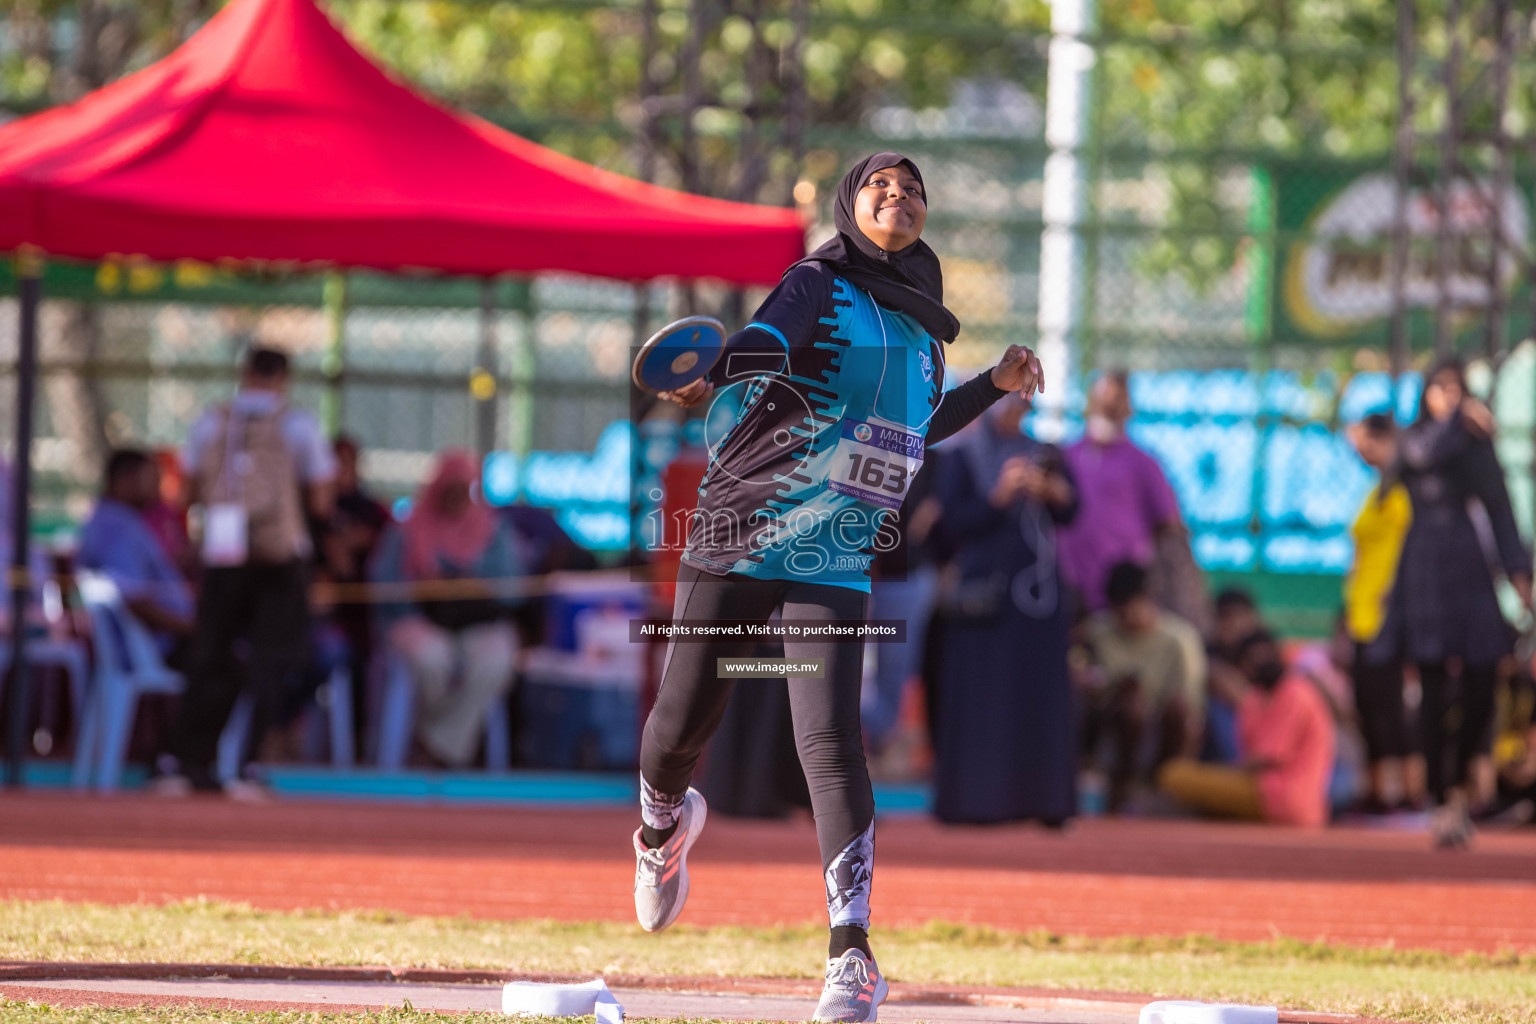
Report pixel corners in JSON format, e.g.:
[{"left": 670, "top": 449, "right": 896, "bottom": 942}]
[
  {"left": 202, "top": 502, "right": 249, "bottom": 566},
  {"left": 202, "top": 412, "right": 253, "bottom": 567},
  {"left": 827, "top": 414, "right": 925, "bottom": 510}
]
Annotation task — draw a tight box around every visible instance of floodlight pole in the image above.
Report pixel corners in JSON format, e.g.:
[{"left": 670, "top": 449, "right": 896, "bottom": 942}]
[
  {"left": 1483, "top": 0, "right": 1514, "bottom": 364},
  {"left": 1432, "top": 0, "right": 1463, "bottom": 357},
  {"left": 5, "top": 254, "right": 42, "bottom": 788},
  {"left": 1388, "top": 0, "right": 1415, "bottom": 380},
  {"left": 1036, "top": 0, "right": 1097, "bottom": 441}
]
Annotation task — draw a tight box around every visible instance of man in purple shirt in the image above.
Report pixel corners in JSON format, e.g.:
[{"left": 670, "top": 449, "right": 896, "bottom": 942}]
[
  {"left": 1057, "top": 372, "right": 1183, "bottom": 613},
  {"left": 76, "top": 449, "right": 196, "bottom": 655}
]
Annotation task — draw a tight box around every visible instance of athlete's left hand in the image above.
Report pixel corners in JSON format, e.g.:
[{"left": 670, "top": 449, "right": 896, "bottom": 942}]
[{"left": 990, "top": 344, "right": 1044, "bottom": 396}]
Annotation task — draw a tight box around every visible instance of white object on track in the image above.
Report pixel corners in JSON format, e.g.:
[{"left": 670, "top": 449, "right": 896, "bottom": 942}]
[
  {"left": 502, "top": 978, "right": 623, "bottom": 1022},
  {"left": 1139, "top": 1001, "right": 1279, "bottom": 1024}
]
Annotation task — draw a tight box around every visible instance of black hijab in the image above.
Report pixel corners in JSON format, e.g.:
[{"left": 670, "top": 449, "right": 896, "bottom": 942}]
[{"left": 793, "top": 152, "right": 961, "bottom": 344}]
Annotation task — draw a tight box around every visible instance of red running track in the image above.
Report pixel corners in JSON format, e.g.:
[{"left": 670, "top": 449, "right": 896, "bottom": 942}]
[{"left": 1, "top": 794, "right": 1533, "bottom": 954}]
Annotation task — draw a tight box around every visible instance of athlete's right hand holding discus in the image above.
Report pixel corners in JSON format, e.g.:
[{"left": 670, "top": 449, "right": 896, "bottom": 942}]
[
  {"left": 658, "top": 378, "right": 713, "bottom": 408},
  {"left": 989, "top": 343, "right": 1045, "bottom": 397}
]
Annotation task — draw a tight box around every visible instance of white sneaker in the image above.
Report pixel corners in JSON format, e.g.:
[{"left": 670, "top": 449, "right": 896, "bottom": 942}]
[
  {"left": 813, "top": 948, "right": 888, "bottom": 1022},
  {"left": 1431, "top": 794, "right": 1474, "bottom": 850},
  {"left": 633, "top": 788, "right": 706, "bottom": 932}
]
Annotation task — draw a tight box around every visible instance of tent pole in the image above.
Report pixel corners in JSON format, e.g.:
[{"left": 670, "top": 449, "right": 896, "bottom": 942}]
[
  {"left": 508, "top": 278, "right": 536, "bottom": 459},
  {"left": 321, "top": 271, "right": 347, "bottom": 436},
  {"left": 6, "top": 257, "right": 41, "bottom": 788}
]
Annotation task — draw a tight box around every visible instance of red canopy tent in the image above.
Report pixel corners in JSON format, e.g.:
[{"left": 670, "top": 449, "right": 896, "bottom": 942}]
[
  {"left": 0, "top": 0, "right": 805, "bottom": 780},
  {"left": 0, "top": 0, "right": 803, "bottom": 281}
]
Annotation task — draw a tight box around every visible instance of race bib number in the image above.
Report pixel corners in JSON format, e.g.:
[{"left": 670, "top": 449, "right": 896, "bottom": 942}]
[
  {"left": 202, "top": 502, "right": 249, "bottom": 567},
  {"left": 827, "top": 417, "right": 924, "bottom": 510}
]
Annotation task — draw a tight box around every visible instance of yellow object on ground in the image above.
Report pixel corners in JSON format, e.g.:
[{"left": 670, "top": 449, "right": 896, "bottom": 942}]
[{"left": 1158, "top": 760, "right": 1265, "bottom": 821}]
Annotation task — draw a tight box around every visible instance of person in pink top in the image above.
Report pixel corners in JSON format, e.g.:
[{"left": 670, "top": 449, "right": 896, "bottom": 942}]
[
  {"left": 1160, "top": 630, "right": 1336, "bottom": 827},
  {"left": 1057, "top": 372, "right": 1182, "bottom": 613}
]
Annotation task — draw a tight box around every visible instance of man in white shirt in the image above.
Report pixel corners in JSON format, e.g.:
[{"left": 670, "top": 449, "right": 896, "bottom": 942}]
[{"left": 164, "top": 346, "right": 336, "bottom": 794}]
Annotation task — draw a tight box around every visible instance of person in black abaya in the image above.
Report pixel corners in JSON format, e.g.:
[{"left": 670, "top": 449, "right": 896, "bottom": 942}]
[
  {"left": 931, "top": 395, "right": 1078, "bottom": 825},
  {"left": 1387, "top": 356, "right": 1532, "bottom": 847}
]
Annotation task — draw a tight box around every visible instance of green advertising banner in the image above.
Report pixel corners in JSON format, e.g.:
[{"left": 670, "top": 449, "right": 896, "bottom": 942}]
[{"left": 1272, "top": 167, "right": 1534, "bottom": 350}]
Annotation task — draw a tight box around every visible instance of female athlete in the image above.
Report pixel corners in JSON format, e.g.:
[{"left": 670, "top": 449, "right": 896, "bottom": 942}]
[{"left": 633, "top": 152, "right": 1044, "bottom": 1022}]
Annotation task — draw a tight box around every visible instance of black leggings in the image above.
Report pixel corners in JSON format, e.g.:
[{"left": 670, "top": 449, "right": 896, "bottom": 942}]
[
  {"left": 1353, "top": 648, "right": 1415, "bottom": 762},
  {"left": 640, "top": 564, "right": 875, "bottom": 927},
  {"left": 1417, "top": 661, "right": 1497, "bottom": 802}
]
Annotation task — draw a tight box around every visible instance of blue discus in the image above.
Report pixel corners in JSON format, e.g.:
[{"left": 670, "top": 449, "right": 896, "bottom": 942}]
[{"left": 632, "top": 315, "right": 727, "bottom": 393}]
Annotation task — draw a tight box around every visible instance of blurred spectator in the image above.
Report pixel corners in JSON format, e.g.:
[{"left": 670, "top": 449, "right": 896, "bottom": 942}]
[
  {"left": 1160, "top": 630, "right": 1336, "bottom": 827},
  {"left": 76, "top": 449, "right": 195, "bottom": 655},
  {"left": 503, "top": 504, "right": 599, "bottom": 575},
  {"left": 1343, "top": 413, "right": 1422, "bottom": 812},
  {"left": 140, "top": 451, "right": 196, "bottom": 580},
  {"left": 1148, "top": 518, "right": 1215, "bottom": 640},
  {"left": 864, "top": 457, "right": 943, "bottom": 760},
  {"left": 1057, "top": 372, "right": 1183, "bottom": 614},
  {"left": 1082, "top": 561, "right": 1206, "bottom": 812},
  {"left": 372, "top": 450, "right": 522, "bottom": 767},
  {"left": 930, "top": 397, "right": 1077, "bottom": 824},
  {"left": 1211, "top": 589, "right": 1262, "bottom": 659},
  {"left": 165, "top": 346, "right": 337, "bottom": 794},
  {"left": 329, "top": 436, "right": 391, "bottom": 555},
  {"left": 1203, "top": 588, "right": 1264, "bottom": 765},
  {"left": 1489, "top": 662, "right": 1535, "bottom": 825},
  {"left": 1289, "top": 621, "right": 1369, "bottom": 815},
  {"left": 318, "top": 435, "right": 391, "bottom": 747},
  {"left": 1387, "top": 356, "right": 1532, "bottom": 847}
]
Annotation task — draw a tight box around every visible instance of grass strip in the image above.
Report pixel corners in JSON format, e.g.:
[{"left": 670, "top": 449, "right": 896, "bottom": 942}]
[
  {"left": 0, "top": 1008, "right": 519, "bottom": 1024},
  {"left": 2, "top": 899, "right": 1534, "bottom": 1024}
]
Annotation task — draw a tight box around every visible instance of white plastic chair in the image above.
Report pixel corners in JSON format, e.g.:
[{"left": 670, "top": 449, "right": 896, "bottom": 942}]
[{"left": 74, "top": 571, "right": 190, "bottom": 791}]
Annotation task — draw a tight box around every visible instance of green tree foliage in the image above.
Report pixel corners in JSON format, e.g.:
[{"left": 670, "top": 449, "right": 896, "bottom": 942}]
[
  {"left": 1098, "top": 0, "right": 1532, "bottom": 291},
  {"left": 0, "top": 0, "right": 212, "bottom": 107},
  {"left": 3, "top": 0, "right": 1506, "bottom": 293}
]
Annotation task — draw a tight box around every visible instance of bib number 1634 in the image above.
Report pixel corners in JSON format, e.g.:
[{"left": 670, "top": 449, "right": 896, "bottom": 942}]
[
  {"left": 845, "top": 452, "right": 907, "bottom": 495},
  {"left": 827, "top": 418, "right": 924, "bottom": 510}
]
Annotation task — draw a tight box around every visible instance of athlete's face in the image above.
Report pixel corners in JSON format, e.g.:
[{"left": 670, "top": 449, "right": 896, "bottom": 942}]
[{"left": 853, "top": 165, "right": 927, "bottom": 253}]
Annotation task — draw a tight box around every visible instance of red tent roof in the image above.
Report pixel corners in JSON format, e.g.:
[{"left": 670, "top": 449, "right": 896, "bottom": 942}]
[{"left": 0, "top": 0, "right": 804, "bottom": 284}]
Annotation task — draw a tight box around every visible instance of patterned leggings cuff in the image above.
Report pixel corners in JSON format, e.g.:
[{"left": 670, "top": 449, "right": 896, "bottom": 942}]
[{"left": 640, "top": 774, "right": 687, "bottom": 830}]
